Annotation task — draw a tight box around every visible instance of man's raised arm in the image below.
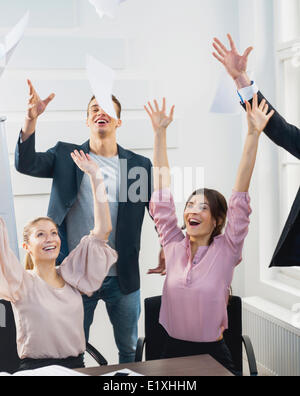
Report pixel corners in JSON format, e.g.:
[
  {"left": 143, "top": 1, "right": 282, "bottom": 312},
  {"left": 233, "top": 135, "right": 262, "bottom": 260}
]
[
  {"left": 212, "top": 34, "right": 300, "bottom": 159},
  {"left": 15, "top": 79, "right": 57, "bottom": 178}
]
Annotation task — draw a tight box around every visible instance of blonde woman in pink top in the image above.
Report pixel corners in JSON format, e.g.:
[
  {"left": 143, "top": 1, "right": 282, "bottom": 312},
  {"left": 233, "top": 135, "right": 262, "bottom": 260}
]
[
  {"left": 0, "top": 150, "right": 117, "bottom": 371},
  {"left": 145, "top": 95, "right": 274, "bottom": 375}
]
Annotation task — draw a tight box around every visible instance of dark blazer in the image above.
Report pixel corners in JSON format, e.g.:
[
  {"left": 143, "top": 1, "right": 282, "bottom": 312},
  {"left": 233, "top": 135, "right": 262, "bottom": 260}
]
[
  {"left": 246, "top": 91, "right": 300, "bottom": 267},
  {"left": 15, "top": 133, "right": 153, "bottom": 294}
]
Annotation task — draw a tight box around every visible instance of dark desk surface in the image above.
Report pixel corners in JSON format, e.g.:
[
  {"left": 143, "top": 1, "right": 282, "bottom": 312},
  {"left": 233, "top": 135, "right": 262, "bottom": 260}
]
[{"left": 77, "top": 354, "right": 233, "bottom": 376}]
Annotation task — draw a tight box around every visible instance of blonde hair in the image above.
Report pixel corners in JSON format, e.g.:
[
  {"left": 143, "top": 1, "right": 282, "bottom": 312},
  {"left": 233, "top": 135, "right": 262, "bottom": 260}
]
[{"left": 23, "top": 217, "right": 58, "bottom": 270}]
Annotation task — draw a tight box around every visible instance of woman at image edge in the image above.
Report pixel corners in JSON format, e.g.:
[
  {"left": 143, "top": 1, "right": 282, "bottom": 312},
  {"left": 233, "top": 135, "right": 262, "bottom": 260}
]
[
  {"left": 0, "top": 151, "right": 117, "bottom": 371},
  {"left": 145, "top": 95, "right": 274, "bottom": 376}
]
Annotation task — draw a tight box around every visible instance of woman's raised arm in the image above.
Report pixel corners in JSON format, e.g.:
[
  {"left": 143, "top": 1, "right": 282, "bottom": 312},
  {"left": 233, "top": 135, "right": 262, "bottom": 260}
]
[
  {"left": 234, "top": 94, "right": 274, "bottom": 192},
  {"left": 71, "top": 150, "right": 112, "bottom": 240},
  {"left": 0, "top": 218, "right": 26, "bottom": 303},
  {"left": 144, "top": 98, "right": 175, "bottom": 191}
]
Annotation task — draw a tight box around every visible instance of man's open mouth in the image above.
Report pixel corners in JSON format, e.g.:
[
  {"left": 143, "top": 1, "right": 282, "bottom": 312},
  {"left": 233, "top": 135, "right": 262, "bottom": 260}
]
[{"left": 96, "top": 118, "right": 109, "bottom": 125}]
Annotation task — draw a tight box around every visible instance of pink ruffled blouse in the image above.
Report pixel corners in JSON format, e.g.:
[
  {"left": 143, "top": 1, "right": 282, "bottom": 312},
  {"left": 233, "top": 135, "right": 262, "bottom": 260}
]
[
  {"left": 150, "top": 189, "right": 252, "bottom": 343},
  {"left": 0, "top": 217, "right": 117, "bottom": 360}
]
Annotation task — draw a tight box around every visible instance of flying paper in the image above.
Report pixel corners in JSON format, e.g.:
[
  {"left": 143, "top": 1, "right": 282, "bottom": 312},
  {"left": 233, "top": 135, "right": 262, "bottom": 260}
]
[
  {"left": 86, "top": 54, "right": 117, "bottom": 119},
  {"left": 0, "top": 12, "right": 29, "bottom": 78},
  {"left": 89, "top": 0, "right": 126, "bottom": 19}
]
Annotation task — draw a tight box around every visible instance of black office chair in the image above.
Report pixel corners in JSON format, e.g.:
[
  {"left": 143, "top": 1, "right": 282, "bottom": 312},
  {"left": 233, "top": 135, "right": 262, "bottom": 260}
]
[
  {"left": 0, "top": 301, "right": 19, "bottom": 373},
  {"left": 135, "top": 295, "right": 258, "bottom": 376},
  {"left": 0, "top": 300, "right": 107, "bottom": 373}
]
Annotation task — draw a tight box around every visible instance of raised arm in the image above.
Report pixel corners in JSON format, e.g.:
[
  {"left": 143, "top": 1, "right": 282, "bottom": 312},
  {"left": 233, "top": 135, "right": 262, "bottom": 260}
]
[
  {"left": 58, "top": 151, "right": 116, "bottom": 295},
  {"left": 21, "top": 79, "right": 55, "bottom": 142},
  {"left": 212, "top": 33, "right": 252, "bottom": 90},
  {"left": 71, "top": 150, "right": 112, "bottom": 240},
  {"left": 144, "top": 98, "right": 175, "bottom": 191},
  {"left": 0, "top": 218, "right": 26, "bottom": 303},
  {"left": 212, "top": 34, "right": 300, "bottom": 159},
  {"left": 15, "top": 80, "right": 56, "bottom": 178},
  {"left": 145, "top": 99, "right": 184, "bottom": 255},
  {"left": 234, "top": 94, "right": 274, "bottom": 192}
]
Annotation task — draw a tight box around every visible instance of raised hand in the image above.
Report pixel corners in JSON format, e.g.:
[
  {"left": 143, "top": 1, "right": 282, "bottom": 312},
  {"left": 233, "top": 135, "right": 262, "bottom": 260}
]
[
  {"left": 144, "top": 98, "right": 175, "bottom": 133},
  {"left": 212, "top": 34, "right": 253, "bottom": 86},
  {"left": 26, "top": 79, "right": 55, "bottom": 120},
  {"left": 71, "top": 150, "right": 100, "bottom": 176},
  {"left": 246, "top": 94, "right": 275, "bottom": 135},
  {"left": 71, "top": 151, "right": 112, "bottom": 240}
]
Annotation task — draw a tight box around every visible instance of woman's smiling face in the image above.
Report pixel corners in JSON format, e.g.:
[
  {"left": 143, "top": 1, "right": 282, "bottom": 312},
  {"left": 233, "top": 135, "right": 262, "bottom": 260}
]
[
  {"left": 23, "top": 219, "right": 61, "bottom": 264},
  {"left": 184, "top": 194, "right": 216, "bottom": 241}
]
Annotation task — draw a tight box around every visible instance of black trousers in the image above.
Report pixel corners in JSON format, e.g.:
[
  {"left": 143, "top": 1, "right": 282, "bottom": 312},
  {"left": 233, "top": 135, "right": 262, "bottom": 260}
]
[
  {"left": 18, "top": 354, "right": 84, "bottom": 372},
  {"left": 161, "top": 334, "right": 240, "bottom": 376}
]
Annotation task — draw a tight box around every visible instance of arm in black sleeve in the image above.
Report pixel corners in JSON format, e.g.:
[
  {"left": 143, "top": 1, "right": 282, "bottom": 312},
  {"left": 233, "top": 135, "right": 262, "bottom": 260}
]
[{"left": 15, "top": 131, "right": 57, "bottom": 178}]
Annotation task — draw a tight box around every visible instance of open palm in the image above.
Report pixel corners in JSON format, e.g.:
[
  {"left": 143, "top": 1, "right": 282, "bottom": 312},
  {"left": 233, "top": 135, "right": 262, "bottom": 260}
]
[
  {"left": 246, "top": 95, "right": 275, "bottom": 135},
  {"left": 144, "top": 98, "right": 175, "bottom": 132},
  {"left": 71, "top": 150, "right": 99, "bottom": 176},
  {"left": 213, "top": 34, "right": 253, "bottom": 80},
  {"left": 26, "top": 79, "right": 55, "bottom": 120}
]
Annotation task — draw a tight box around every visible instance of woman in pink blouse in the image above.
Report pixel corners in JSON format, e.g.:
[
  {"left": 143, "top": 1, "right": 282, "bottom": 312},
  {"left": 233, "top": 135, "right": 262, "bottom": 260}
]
[
  {"left": 144, "top": 95, "right": 274, "bottom": 375},
  {"left": 0, "top": 150, "right": 117, "bottom": 371}
]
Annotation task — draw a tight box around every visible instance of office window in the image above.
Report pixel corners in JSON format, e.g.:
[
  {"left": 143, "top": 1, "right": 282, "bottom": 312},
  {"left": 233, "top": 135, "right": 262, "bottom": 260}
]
[{"left": 274, "top": 0, "right": 300, "bottom": 288}]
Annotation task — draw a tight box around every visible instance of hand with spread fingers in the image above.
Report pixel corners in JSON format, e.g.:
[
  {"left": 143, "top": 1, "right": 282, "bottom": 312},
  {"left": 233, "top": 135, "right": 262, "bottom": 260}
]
[
  {"left": 22, "top": 79, "right": 55, "bottom": 141},
  {"left": 144, "top": 98, "right": 175, "bottom": 134},
  {"left": 26, "top": 79, "right": 55, "bottom": 121},
  {"left": 70, "top": 150, "right": 100, "bottom": 177},
  {"left": 212, "top": 33, "right": 253, "bottom": 89},
  {"left": 246, "top": 94, "right": 275, "bottom": 136}
]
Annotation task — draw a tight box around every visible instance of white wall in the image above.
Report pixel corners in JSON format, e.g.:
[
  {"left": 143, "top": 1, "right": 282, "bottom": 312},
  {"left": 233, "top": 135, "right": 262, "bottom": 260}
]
[{"left": 0, "top": 0, "right": 267, "bottom": 365}]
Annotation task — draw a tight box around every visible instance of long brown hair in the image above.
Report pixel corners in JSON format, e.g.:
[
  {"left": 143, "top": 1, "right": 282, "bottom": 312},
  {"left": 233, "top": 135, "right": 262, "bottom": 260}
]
[
  {"left": 23, "top": 217, "right": 58, "bottom": 270},
  {"left": 183, "top": 188, "right": 228, "bottom": 245}
]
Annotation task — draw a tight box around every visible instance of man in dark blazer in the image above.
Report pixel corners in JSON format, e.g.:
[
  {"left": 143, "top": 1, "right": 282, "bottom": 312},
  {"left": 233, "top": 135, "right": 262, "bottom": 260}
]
[
  {"left": 15, "top": 80, "right": 160, "bottom": 363},
  {"left": 213, "top": 34, "right": 300, "bottom": 267}
]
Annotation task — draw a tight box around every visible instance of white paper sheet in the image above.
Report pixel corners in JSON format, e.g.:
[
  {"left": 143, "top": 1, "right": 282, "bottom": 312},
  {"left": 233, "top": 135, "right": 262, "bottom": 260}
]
[
  {"left": 86, "top": 54, "right": 117, "bottom": 119},
  {"left": 0, "top": 12, "right": 29, "bottom": 78},
  {"left": 0, "top": 365, "right": 88, "bottom": 376},
  {"left": 89, "top": 0, "right": 126, "bottom": 19}
]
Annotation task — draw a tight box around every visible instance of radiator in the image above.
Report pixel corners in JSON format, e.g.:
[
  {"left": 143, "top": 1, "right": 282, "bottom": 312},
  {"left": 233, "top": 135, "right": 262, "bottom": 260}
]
[{"left": 242, "top": 297, "right": 300, "bottom": 376}]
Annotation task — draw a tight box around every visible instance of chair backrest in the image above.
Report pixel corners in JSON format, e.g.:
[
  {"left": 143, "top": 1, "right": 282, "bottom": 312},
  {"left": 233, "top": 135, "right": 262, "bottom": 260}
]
[
  {"left": 0, "top": 301, "right": 20, "bottom": 373},
  {"left": 144, "top": 295, "right": 243, "bottom": 373},
  {"left": 144, "top": 296, "right": 168, "bottom": 361},
  {"left": 223, "top": 296, "right": 243, "bottom": 373}
]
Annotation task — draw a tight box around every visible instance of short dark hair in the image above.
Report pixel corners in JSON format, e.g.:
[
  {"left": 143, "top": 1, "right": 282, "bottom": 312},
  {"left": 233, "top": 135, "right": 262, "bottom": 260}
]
[
  {"left": 87, "top": 95, "right": 122, "bottom": 119},
  {"left": 182, "top": 188, "right": 228, "bottom": 245}
]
